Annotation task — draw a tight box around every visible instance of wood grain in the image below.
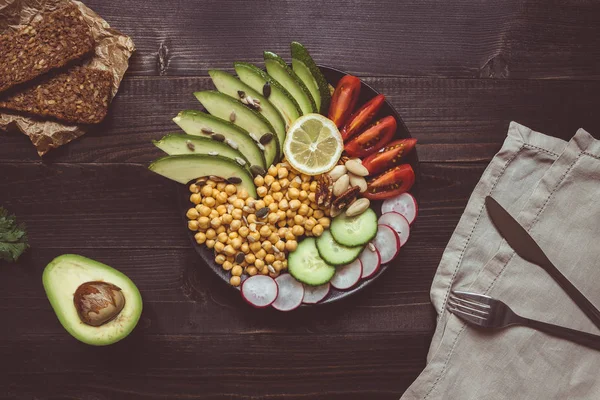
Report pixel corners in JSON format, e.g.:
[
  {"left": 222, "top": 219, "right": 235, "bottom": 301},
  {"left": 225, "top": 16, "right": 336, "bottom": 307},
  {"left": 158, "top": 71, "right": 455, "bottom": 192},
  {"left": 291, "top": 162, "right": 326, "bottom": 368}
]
[{"left": 1, "top": 76, "right": 599, "bottom": 163}]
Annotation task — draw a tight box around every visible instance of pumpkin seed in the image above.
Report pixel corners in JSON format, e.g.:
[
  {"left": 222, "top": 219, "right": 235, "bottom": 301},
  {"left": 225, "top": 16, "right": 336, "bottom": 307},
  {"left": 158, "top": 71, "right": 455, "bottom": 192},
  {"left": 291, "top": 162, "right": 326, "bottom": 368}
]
[
  {"left": 201, "top": 127, "right": 213, "bottom": 134},
  {"left": 250, "top": 165, "right": 266, "bottom": 177},
  {"left": 227, "top": 176, "right": 242, "bottom": 184},
  {"left": 209, "top": 175, "right": 225, "bottom": 182},
  {"left": 229, "top": 110, "right": 236, "bottom": 122},
  {"left": 186, "top": 140, "right": 195, "bottom": 151},
  {"left": 257, "top": 143, "right": 265, "bottom": 151},
  {"left": 262, "top": 82, "right": 271, "bottom": 98},
  {"left": 256, "top": 207, "right": 269, "bottom": 219},
  {"left": 259, "top": 133, "right": 273, "bottom": 145},
  {"left": 249, "top": 132, "right": 259, "bottom": 143},
  {"left": 235, "top": 157, "right": 246, "bottom": 166},
  {"left": 226, "top": 139, "right": 239, "bottom": 149},
  {"left": 267, "top": 265, "right": 276, "bottom": 274},
  {"left": 235, "top": 252, "right": 246, "bottom": 264},
  {"left": 211, "top": 133, "right": 225, "bottom": 142},
  {"left": 368, "top": 242, "right": 376, "bottom": 252},
  {"left": 237, "top": 90, "right": 246, "bottom": 99}
]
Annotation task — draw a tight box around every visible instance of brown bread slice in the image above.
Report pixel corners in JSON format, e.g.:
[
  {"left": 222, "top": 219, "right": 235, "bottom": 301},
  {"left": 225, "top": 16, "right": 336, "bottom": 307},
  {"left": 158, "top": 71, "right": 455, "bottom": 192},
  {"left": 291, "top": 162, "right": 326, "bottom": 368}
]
[
  {"left": 0, "top": 67, "right": 113, "bottom": 124},
  {"left": 0, "top": 3, "right": 94, "bottom": 94}
]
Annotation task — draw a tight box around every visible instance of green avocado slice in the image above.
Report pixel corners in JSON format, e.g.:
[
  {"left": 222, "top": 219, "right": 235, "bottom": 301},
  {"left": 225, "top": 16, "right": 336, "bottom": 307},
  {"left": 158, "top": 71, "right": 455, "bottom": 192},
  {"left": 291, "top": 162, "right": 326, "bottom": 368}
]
[
  {"left": 43, "top": 254, "right": 143, "bottom": 346},
  {"left": 290, "top": 41, "right": 331, "bottom": 114}
]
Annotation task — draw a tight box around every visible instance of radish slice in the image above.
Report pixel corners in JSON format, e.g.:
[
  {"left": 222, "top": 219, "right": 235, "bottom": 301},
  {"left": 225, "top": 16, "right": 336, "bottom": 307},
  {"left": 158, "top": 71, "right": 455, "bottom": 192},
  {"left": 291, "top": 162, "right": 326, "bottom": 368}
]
[
  {"left": 272, "top": 274, "right": 304, "bottom": 311},
  {"left": 330, "top": 259, "right": 363, "bottom": 290},
  {"left": 360, "top": 246, "right": 381, "bottom": 279},
  {"left": 381, "top": 193, "right": 418, "bottom": 224},
  {"left": 241, "top": 275, "right": 278, "bottom": 308},
  {"left": 302, "top": 283, "right": 331, "bottom": 304},
  {"left": 378, "top": 212, "right": 410, "bottom": 246},
  {"left": 373, "top": 224, "right": 401, "bottom": 264}
]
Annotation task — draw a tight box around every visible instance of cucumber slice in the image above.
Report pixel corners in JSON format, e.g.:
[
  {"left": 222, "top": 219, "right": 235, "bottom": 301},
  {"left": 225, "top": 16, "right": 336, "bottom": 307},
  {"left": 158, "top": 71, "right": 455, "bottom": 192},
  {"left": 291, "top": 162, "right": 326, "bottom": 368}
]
[
  {"left": 173, "top": 110, "right": 266, "bottom": 169},
  {"left": 330, "top": 208, "right": 378, "bottom": 247},
  {"left": 153, "top": 134, "right": 250, "bottom": 171},
  {"left": 263, "top": 51, "right": 318, "bottom": 114},
  {"left": 209, "top": 69, "right": 286, "bottom": 154},
  {"left": 316, "top": 230, "right": 364, "bottom": 266},
  {"left": 235, "top": 62, "right": 302, "bottom": 127},
  {"left": 149, "top": 154, "right": 257, "bottom": 198},
  {"left": 288, "top": 238, "right": 336, "bottom": 286},
  {"left": 194, "top": 91, "right": 280, "bottom": 167},
  {"left": 290, "top": 42, "right": 331, "bottom": 114}
]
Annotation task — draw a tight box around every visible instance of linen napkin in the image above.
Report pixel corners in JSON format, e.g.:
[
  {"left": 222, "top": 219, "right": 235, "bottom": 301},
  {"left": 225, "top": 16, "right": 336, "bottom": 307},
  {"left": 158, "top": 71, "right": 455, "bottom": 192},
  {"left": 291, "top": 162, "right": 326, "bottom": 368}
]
[{"left": 402, "top": 122, "right": 600, "bottom": 400}]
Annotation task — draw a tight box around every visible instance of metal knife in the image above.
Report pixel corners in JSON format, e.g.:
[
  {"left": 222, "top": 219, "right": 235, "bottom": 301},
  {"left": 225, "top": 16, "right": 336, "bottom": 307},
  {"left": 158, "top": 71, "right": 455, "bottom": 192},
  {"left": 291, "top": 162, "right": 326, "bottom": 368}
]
[{"left": 485, "top": 195, "right": 600, "bottom": 330}]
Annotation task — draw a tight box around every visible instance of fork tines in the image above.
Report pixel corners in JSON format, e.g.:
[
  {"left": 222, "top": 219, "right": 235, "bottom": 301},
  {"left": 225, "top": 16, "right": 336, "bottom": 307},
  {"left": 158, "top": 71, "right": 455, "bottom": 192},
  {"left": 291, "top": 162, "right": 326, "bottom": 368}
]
[{"left": 447, "top": 291, "right": 492, "bottom": 326}]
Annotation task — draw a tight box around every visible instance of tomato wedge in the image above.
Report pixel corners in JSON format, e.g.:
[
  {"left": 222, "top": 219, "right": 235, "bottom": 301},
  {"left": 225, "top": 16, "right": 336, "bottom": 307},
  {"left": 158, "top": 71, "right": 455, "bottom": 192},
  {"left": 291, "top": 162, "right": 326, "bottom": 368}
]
[
  {"left": 328, "top": 75, "right": 361, "bottom": 128},
  {"left": 344, "top": 116, "right": 396, "bottom": 158},
  {"left": 341, "top": 94, "right": 385, "bottom": 141},
  {"left": 364, "top": 164, "right": 415, "bottom": 200},
  {"left": 362, "top": 138, "right": 417, "bottom": 175}
]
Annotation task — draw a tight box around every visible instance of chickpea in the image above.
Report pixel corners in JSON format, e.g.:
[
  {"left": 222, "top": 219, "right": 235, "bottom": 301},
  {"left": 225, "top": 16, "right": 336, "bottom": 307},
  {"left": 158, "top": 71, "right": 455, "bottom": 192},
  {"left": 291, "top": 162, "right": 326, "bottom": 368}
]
[
  {"left": 217, "top": 232, "right": 228, "bottom": 243},
  {"left": 293, "top": 214, "right": 304, "bottom": 225},
  {"left": 197, "top": 205, "right": 211, "bottom": 217},
  {"left": 318, "top": 217, "right": 331, "bottom": 229},
  {"left": 238, "top": 226, "right": 249, "bottom": 238},
  {"left": 286, "top": 209, "right": 296, "bottom": 219},
  {"left": 225, "top": 184, "right": 237, "bottom": 196},
  {"left": 254, "top": 200, "right": 266, "bottom": 210},
  {"left": 232, "top": 199, "right": 244, "bottom": 209},
  {"left": 254, "top": 175, "right": 265, "bottom": 187},
  {"left": 312, "top": 224, "right": 324, "bottom": 237},
  {"left": 298, "top": 204, "right": 309, "bottom": 216},
  {"left": 279, "top": 199, "right": 289, "bottom": 211},
  {"left": 195, "top": 216, "right": 208, "bottom": 230},
  {"left": 204, "top": 228, "right": 215, "bottom": 239},
  {"left": 214, "top": 205, "right": 226, "bottom": 215},
  {"left": 268, "top": 233, "right": 280, "bottom": 243},
  {"left": 201, "top": 185, "right": 213, "bottom": 197},
  {"left": 284, "top": 230, "right": 295, "bottom": 241},
  {"left": 268, "top": 203, "right": 278, "bottom": 212},
  {"left": 300, "top": 182, "right": 310, "bottom": 191},
  {"left": 289, "top": 199, "right": 302, "bottom": 211},
  {"left": 263, "top": 174, "right": 274, "bottom": 187},
  {"left": 271, "top": 181, "right": 282, "bottom": 192},
  {"left": 275, "top": 240, "right": 286, "bottom": 252},
  {"left": 222, "top": 214, "right": 233, "bottom": 225},
  {"left": 287, "top": 187, "right": 300, "bottom": 200},
  {"left": 309, "top": 181, "right": 318, "bottom": 192},
  {"left": 195, "top": 232, "right": 207, "bottom": 244},
  {"left": 238, "top": 189, "right": 249, "bottom": 200},
  {"left": 232, "top": 209, "right": 243, "bottom": 220},
  {"left": 255, "top": 259, "right": 265, "bottom": 269},
  {"left": 277, "top": 220, "right": 286, "bottom": 228},
  {"left": 250, "top": 241, "right": 262, "bottom": 253},
  {"left": 216, "top": 192, "right": 228, "bottom": 204},
  {"left": 285, "top": 218, "right": 293, "bottom": 226},
  {"left": 305, "top": 218, "right": 317, "bottom": 231},
  {"left": 277, "top": 227, "right": 288, "bottom": 238},
  {"left": 189, "top": 183, "right": 200, "bottom": 193},
  {"left": 282, "top": 260, "right": 288, "bottom": 269},
  {"left": 280, "top": 178, "right": 290, "bottom": 189},
  {"left": 263, "top": 195, "right": 274, "bottom": 206},
  {"left": 267, "top": 212, "right": 279, "bottom": 224},
  {"left": 310, "top": 203, "right": 320, "bottom": 211},
  {"left": 272, "top": 192, "right": 283, "bottom": 202},
  {"left": 215, "top": 254, "right": 226, "bottom": 265},
  {"left": 209, "top": 217, "right": 221, "bottom": 229},
  {"left": 248, "top": 231, "right": 261, "bottom": 243},
  {"left": 259, "top": 225, "right": 272, "bottom": 237},
  {"left": 216, "top": 226, "right": 226, "bottom": 234},
  {"left": 227, "top": 194, "right": 238, "bottom": 204},
  {"left": 255, "top": 249, "right": 267, "bottom": 260},
  {"left": 313, "top": 210, "right": 325, "bottom": 219},
  {"left": 262, "top": 241, "right": 272, "bottom": 252},
  {"left": 210, "top": 189, "right": 219, "bottom": 199},
  {"left": 275, "top": 252, "right": 286, "bottom": 261},
  {"left": 307, "top": 207, "right": 314, "bottom": 217},
  {"left": 214, "top": 241, "right": 225, "bottom": 253},
  {"left": 241, "top": 243, "right": 250, "bottom": 253},
  {"left": 261, "top": 266, "right": 270, "bottom": 275},
  {"left": 223, "top": 245, "right": 236, "bottom": 256},
  {"left": 246, "top": 214, "right": 257, "bottom": 224},
  {"left": 298, "top": 190, "right": 309, "bottom": 201},
  {"left": 190, "top": 193, "right": 202, "bottom": 205},
  {"left": 246, "top": 266, "right": 258, "bottom": 276},
  {"left": 203, "top": 197, "right": 216, "bottom": 207},
  {"left": 186, "top": 208, "right": 200, "bottom": 220},
  {"left": 257, "top": 186, "right": 268, "bottom": 197},
  {"left": 273, "top": 260, "right": 283, "bottom": 271},
  {"left": 228, "top": 231, "right": 238, "bottom": 240},
  {"left": 188, "top": 220, "right": 199, "bottom": 231},
  {"left": 216, "top": 182, "right": 226, "bottom": 191},
  {"left": 227, "top": 219, "right": 240, "bottom": 232},
  {"left": 245, "top": 253, "right": 256, "bottom": 264},
  {"left": 231, "top": 265, "right": 243, "bottom": 277},
  {"left": 292, "top": 225, "right": 305, "bottom": 237},
  {"left": 277, "top": 167, "right": 288, "bottom": 179},
  {"left": 230, "top": 276, "right": 241, "bottom": 287},
  {"left": 308, "top": 192, "right": 316, "bottom": 203},
  {"left": 265, "top": 254, "right": 275, "bottom": 264},
  {"left": 207, "top": 210, "right": 218, "bottom": 220},
  {"left": 231, "top": 237, "right": 242, "bottom": 250},
  {"left": 205, "top": 239, "right": 216, "bottom": 249}
]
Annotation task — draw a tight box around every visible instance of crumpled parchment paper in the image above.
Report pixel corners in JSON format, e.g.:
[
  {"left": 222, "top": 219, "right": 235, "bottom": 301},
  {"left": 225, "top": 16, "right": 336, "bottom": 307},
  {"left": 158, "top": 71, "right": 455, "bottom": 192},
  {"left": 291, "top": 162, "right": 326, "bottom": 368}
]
[{"left": 0, "top": 0, "right": 135, "bottom": 156}]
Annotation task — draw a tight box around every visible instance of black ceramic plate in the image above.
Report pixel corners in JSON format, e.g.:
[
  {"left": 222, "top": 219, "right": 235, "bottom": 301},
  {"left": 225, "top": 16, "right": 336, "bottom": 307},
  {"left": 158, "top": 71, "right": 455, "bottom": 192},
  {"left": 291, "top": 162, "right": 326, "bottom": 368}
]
[{"left": 178, "top": 65, "right": 419, "bottom": 305}]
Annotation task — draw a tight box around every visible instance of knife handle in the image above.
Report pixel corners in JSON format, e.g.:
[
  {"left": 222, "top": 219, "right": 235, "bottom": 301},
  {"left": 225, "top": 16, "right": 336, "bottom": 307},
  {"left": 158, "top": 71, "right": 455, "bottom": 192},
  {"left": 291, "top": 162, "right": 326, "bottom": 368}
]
[
  {"left": 523, "top": 317, "right": 600, "bottom": 350},
  {"left": 543, "top": 260, "right": 600, "bottom": 330}
]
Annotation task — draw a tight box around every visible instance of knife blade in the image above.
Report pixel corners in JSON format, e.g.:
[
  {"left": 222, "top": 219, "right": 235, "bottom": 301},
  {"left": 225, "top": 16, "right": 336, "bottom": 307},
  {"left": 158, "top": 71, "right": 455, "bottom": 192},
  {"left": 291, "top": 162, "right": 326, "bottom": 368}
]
[{"left": 485, "top": 195, "right": 600, "bottom": 330}]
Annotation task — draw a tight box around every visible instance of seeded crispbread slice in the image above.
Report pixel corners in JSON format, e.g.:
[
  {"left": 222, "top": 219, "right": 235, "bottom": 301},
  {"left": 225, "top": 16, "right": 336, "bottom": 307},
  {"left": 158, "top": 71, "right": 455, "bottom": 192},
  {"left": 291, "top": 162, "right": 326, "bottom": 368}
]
[
  {"left": 0, "top": 3, "right": 94, "bottom": 94},
  {"left": 0, "top": 67, "right": 113, "bottom": 124}
]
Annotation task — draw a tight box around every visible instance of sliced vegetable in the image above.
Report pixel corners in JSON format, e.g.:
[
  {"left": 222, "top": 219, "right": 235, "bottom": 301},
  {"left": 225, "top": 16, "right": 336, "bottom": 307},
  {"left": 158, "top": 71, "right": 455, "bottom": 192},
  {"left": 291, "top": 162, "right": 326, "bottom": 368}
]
[
  {"left": 364, "top": 164, "right": 415, "bottom": 201},
  {"left": 378, "top": 212, "right": 411, "bottom": 246},
  {"left": 328, "top": 75, "right": 361, "bottom": 128},
  {"left": 381, "top": 193, "right": 418, "bottom": 225},
  {"left": 290, "top": 41, "right": 331, "bottom": 114},
  {"left": 341, "top": 94, "right": 385, "bottom": 141},
  {"left": 316, "top": 229, "right": 364, "bottom": 266},
  {"left": 362, "top": 138, "right": 417, "bottom": 176},
  {"left": 329, "top": 208, "right": 378, "bottom": 247},
  {"left": 359, "top": 247, "right": 381, "bottom": 279},
  {"left": 272, "top": 274, "right": 304, "bottom": 311},
  {"left": 288, "top": 238, "right": 336, "bottom": 286},
  {"left": 302, "top": 283, "right": 331, "bottom": 304},
  {"left": 241, "top": 275, "right": 279, "bottom": 308},
  {"left": 344, "top": 115, "right": 396, "bottom": 158},
  {"left": 330, "top": 259, "right": 362, "bottom": 290},
  {"left": 373, "top": 224, "right": 400, "bottom": 264}
]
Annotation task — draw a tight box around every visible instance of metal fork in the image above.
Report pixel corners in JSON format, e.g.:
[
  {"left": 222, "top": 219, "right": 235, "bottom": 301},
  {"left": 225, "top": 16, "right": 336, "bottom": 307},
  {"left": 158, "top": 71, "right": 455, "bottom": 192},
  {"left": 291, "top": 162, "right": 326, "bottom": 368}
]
[{"left": 448, "top": 290, "right": 600, "bottom": 351}]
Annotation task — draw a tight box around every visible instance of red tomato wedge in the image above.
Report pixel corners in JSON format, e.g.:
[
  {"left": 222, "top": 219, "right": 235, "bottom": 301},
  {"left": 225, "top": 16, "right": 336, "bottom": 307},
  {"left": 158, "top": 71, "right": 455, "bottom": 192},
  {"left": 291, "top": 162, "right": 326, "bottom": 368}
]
[
  {"left": 362, "top": 138, "right": 417, "bottom": 175},
  {"left": 328, "top": 75, "right": 361, "bottom": 128},
  {"left": 344, "top": 116, "right": 396, "bottom": 158},
  {"left": 341, "top": 94, "right": 385, "bottom": 141},
  {"left": 364, "top": 164, "right": 415, "bottom": 200}
]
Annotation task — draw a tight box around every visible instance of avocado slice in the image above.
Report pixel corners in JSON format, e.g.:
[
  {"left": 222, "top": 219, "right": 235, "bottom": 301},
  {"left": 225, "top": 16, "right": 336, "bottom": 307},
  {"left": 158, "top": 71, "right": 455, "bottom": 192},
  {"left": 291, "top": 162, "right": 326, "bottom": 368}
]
[
  {"left": 153, "top": 133, "right": 250, "bottom": 172},
  {"left": 209, "top": 70, "right": 286, "bottom": 154},
  {"left": 263, "top": 51, "right": 317, "bottom": 115},
  {"left": 194, "top": 91, "right": 280, "bottom": 167},
  {"left": 149, "top": 154, "right": 257, "bottom": 198},
  {"left": 234, "top": 62, "right": 302, "bottom": 127},
  {"left": 290, "top": 42, "right": 331, "bottom": 115},
  {"left": 173, "top": 110, "right": 266, "bottom": 169},
  {"left": 43, "top": 254, "right": 143, "bottom": 346}
]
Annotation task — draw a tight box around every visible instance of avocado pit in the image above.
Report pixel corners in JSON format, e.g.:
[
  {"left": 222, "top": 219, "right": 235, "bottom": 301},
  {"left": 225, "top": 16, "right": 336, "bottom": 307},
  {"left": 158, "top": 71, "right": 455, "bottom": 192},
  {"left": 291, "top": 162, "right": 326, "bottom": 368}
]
[{"left": 73, "top": 281, "right": 126, "bottom": 327}]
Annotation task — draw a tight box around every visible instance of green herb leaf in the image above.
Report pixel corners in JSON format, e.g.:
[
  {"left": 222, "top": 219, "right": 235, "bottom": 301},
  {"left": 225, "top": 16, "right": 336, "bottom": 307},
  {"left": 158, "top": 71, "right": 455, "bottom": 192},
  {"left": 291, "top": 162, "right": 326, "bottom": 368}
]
[{"left": 0, "top": 207, "right": 29, "bottom": 263}]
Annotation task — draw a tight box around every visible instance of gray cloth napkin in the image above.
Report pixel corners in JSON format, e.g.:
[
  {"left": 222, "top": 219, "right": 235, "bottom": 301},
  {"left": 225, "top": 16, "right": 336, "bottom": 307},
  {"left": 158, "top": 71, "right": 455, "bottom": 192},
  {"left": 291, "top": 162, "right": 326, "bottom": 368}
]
[{"left": 402, "top": 122, "right": 600, "bottom": 400}]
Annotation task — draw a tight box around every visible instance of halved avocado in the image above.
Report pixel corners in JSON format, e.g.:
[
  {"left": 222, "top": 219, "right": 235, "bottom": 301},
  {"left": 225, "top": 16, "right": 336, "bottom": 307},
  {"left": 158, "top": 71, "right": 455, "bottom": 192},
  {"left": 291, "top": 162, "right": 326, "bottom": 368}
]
[
  {"left": 290, "top": 42, "right": 331, "bottom": 114},
  {"left": 173, "top": 110, "right": 266, "bottom": 169},
  {"left": 153, "top": 133, "right": 250, "bottom": 172},
  {"left": 149, "top": 154, "right": 257, "bottom": 198},
  {"left": 194, "top": 91, "right": 280, "bottom": 167},
  {"left": 263, "top": 51, "right": 317, "bottom": 114},
  {"left": 43, "top": 254, "right": 143, "bottom": 346},
  {"left": 234, "top": 62, "right": 302, "bottom": 127},
  {"left": 209, "top": 69, "right": 286, "bottom": 154}
]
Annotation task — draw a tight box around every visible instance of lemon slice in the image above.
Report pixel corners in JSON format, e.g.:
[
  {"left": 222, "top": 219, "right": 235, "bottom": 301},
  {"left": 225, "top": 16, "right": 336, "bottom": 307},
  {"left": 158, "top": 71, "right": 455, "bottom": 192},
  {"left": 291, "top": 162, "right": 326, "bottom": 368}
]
[{"left": 283, "top": 113, "right": 343, "bottom": 175}]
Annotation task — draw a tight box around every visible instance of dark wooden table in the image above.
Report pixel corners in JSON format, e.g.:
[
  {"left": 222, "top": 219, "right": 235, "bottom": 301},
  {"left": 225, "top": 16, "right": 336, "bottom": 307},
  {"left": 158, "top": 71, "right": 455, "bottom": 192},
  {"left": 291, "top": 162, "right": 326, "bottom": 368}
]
[{"left": 1, "top": 1, "right": 599, "bottom": 399}]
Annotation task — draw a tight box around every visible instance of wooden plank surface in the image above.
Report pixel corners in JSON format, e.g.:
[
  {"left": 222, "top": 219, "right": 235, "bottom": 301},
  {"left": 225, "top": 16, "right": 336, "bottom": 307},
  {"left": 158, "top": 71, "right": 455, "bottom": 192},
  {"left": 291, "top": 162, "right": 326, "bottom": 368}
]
[{"left": 2, "top": 0, "right": 600, "bottom": 398}]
